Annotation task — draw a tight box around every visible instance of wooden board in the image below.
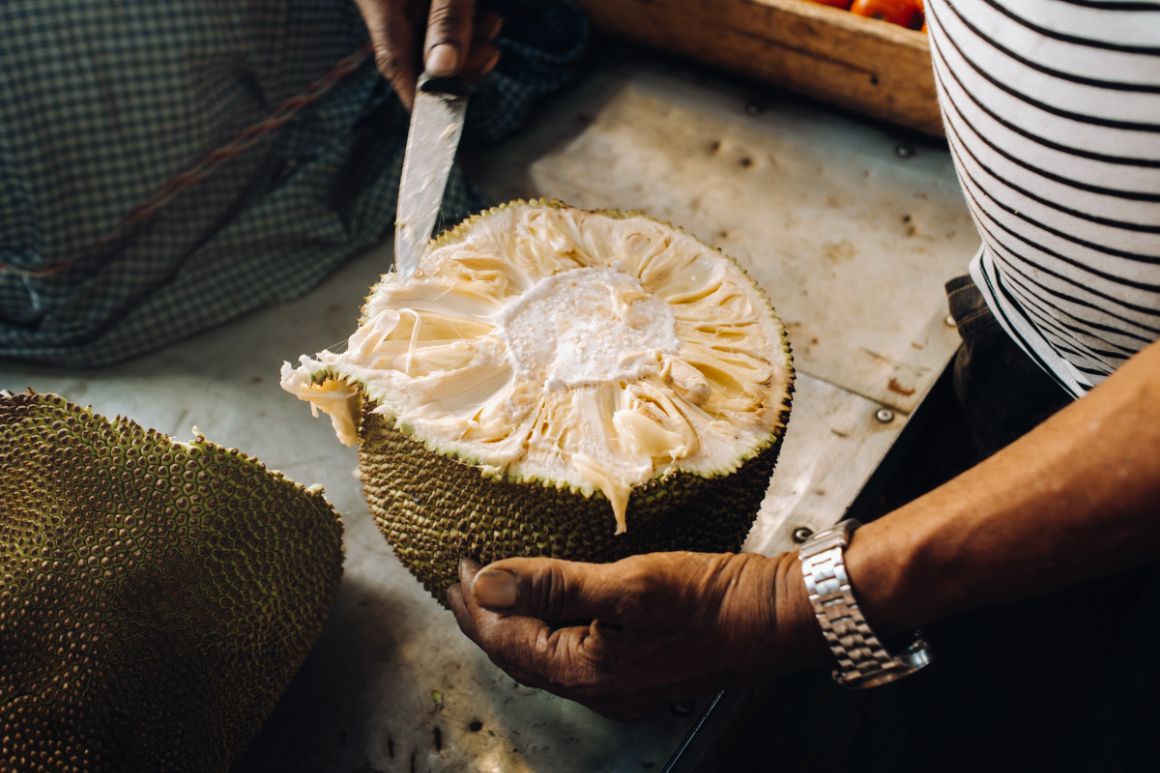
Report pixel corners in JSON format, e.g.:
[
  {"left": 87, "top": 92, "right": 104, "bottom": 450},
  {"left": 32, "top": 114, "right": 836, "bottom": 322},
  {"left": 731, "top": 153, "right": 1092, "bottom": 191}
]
[{"left": 580, "top": 0, "right": 943, "bottom": 136}]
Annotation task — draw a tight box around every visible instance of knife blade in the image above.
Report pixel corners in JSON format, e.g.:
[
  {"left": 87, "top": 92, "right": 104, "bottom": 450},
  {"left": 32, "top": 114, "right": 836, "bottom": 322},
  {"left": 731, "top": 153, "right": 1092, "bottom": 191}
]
[{"left": 393, "top": 74, "right": 469, "bottom": 280}]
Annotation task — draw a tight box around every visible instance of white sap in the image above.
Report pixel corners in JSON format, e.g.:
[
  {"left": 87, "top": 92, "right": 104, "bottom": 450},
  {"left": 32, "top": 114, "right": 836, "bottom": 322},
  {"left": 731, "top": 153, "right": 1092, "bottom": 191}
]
[{"left": 494, "top": 267, "right": 679, "bottom": 391}]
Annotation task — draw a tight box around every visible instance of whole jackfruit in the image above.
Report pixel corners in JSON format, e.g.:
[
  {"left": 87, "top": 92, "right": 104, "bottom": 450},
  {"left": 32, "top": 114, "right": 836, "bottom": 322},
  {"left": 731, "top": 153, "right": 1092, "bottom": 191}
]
[
  {"left": 0, "top": 392, "right": 343, "bottom": 772},
  {"left": 283, "top": 201, "right": 792, "bottom": 599}
]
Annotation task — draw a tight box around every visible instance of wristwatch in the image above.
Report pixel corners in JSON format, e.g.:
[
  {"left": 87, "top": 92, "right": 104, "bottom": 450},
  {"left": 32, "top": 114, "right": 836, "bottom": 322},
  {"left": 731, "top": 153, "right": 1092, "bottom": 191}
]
[{"left": 798, "top": 519, "right": 933, "bottom": 689}]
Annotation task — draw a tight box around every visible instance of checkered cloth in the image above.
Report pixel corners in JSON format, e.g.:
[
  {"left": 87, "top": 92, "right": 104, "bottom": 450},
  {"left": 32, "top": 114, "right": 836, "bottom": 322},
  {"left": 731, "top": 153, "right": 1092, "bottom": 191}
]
[{"left": 0, "top": 1, "right": 588, "bottom": 367}]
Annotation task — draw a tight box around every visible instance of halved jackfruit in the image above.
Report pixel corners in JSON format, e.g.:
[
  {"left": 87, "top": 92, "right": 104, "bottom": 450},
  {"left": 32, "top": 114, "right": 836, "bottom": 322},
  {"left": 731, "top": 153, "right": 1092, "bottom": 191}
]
[{"left": 283, "top": 201, "right": 792, "bottom": 598}]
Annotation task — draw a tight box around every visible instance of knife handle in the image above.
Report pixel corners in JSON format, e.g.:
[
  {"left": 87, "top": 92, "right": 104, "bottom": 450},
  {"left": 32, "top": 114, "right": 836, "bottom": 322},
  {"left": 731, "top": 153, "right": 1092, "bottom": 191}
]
[{"left": 418, "top": 73, "right": 470, "bottom": 99}]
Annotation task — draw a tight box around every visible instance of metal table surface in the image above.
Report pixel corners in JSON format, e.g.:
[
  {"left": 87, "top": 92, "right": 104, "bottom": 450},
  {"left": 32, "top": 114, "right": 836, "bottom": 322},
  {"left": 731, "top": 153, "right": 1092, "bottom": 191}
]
[{"left": 1, "top": 46, "right": 979, "bottom": 772}]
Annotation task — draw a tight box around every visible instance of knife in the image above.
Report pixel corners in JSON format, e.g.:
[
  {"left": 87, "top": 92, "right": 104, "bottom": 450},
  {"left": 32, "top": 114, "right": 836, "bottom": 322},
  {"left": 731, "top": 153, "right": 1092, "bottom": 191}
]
[{"left": 393, "top": 74, "right": 469, "bottom": 280}]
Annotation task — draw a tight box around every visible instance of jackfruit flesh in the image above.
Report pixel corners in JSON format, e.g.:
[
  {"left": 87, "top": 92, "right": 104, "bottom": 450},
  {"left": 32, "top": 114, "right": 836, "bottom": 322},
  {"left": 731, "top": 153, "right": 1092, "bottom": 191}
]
[
  {"left": 0, "top": 392, "right": 343, "bottom": 772},
  {"left": 281, "top": 202, "right": 791, "bottom": 599},
  {"left": 283, "top": 202, "right": 793, "bottom": 535}
]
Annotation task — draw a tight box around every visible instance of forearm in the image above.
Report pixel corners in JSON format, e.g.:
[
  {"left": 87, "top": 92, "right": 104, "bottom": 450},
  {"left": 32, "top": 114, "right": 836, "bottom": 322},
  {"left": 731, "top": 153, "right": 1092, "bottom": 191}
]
[
  {"left": 750, "top": 340, "right": 1159, "bottom": 679},
  {"left": 845, "top": 338, "right": 1160, "bottom": 634}
]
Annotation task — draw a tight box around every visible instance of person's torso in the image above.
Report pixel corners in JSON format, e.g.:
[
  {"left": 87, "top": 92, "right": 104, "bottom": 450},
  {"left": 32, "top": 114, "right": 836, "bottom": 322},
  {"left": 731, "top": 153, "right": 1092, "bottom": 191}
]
[{"left": 927, "top": 0, "right": 1160, "bottom": 396}]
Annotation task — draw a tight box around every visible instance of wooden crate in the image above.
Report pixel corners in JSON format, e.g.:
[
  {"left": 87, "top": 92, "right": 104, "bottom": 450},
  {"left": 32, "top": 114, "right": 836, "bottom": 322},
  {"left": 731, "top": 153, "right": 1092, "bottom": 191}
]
[{"left": 579, "top": 0, "right": 943, "bottom": 136}]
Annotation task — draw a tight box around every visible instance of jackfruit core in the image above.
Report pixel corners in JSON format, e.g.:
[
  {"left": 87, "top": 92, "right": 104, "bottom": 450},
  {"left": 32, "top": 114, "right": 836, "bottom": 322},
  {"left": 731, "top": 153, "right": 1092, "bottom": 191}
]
[{"left": 282, "top": 202, "right": 792, "bottom": 534}]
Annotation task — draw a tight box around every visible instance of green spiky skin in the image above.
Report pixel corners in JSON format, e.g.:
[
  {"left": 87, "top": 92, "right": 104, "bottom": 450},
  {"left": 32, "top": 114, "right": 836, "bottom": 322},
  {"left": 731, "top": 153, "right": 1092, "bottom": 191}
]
[
  {"left": 0, "top": 393, "right": 344, "bottom": 773},
  {"left": 359, "top": 406, "right": 787, "bottom": 603}
]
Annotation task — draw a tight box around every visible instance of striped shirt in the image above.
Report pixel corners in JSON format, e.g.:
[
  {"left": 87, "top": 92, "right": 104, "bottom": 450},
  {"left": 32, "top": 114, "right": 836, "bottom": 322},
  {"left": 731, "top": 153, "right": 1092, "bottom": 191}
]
[{"left": 927, "top": 0, "right": 1160, "bottom": 397}]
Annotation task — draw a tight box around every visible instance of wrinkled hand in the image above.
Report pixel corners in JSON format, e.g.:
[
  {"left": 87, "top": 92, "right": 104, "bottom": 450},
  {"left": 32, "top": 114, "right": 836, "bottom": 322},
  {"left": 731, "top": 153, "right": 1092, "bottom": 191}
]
[
  {"left": 354, "top": 0, "right": 503, "bottom": 108},
  {"left": 448, "top": 551, "right": 824, "bottom": 718}
]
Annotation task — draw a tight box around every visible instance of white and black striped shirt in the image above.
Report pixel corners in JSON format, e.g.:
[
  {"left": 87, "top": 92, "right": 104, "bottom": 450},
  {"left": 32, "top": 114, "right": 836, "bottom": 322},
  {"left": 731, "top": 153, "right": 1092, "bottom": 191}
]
[{"left": 928, "top": 0, "right": 1160, "bottom": 397}]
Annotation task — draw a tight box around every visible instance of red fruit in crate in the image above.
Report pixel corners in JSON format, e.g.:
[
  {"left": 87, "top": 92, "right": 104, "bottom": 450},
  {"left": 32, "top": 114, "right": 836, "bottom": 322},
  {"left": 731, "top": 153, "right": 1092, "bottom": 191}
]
[
  {"left": 850, "top": 0, "right": 924, "bottom": 29},
  {"left": 809, "top": 0, "right": 854, "bottom": 8}
]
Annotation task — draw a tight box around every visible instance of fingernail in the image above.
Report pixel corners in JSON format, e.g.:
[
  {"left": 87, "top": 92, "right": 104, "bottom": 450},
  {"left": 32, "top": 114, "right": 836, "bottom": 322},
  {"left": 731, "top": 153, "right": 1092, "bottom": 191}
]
[
  {"left": 426, "top": 43, "right": 459, "bottom": 76},
  {"left": 472, "top": 569, "right": 518, "bottom": 608}
]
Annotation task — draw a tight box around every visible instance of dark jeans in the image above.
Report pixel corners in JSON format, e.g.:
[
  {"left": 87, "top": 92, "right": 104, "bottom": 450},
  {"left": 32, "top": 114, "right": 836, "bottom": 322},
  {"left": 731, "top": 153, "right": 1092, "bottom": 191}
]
[
  {"left": 945, "top": 274, "right": 1072, "bottom": 457},
  {"left": 723, "top": 277, "right": 1160, "bottom": 773}
]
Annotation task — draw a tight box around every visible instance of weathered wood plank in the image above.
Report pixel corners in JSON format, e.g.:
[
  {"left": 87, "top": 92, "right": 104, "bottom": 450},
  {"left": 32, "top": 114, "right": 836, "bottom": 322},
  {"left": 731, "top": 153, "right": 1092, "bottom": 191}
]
[{"left": 580, "top": 0, "right": 943, "bottom": 136}]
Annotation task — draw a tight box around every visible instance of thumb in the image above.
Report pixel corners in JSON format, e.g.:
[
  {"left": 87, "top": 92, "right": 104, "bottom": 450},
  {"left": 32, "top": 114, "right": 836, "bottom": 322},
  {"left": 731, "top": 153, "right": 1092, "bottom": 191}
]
[
  {"left": 425, "top": 0, "right": 475, "bottom": 77},
  {"left": 471, "top": 557, "right": 618, "bottom": 622}
]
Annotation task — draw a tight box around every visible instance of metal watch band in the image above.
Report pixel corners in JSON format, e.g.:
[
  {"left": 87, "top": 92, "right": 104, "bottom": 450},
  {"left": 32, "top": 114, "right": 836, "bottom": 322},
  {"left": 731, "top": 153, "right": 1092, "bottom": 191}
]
[{"left": 798, "top": 519, "right": 933, "bottom": 689}]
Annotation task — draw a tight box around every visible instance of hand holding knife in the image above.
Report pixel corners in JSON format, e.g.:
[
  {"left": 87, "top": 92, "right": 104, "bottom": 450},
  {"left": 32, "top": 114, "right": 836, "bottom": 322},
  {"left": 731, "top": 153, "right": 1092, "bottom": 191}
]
[{"left": 353, "top": 0, "right": 503, "bottom": 277}]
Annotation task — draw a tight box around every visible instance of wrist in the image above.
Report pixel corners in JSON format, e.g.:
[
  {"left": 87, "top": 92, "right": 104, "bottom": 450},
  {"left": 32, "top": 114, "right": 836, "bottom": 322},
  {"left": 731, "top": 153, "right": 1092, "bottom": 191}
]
[
  {"left": 796, "top": 520, "right": 935, "bottom": 688},
  {"left": 842, "top": 511, "right": 938, "bottom": 635},
  {"left": 760, "top": 552, "right": 830, "bottom": 677}
]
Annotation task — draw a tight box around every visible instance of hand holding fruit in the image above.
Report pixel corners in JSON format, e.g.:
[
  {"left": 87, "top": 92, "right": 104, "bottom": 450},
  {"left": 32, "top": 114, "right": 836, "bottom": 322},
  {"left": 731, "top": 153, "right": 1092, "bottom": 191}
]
[{"left": 448, "top": 552, "right": 826, "bottom": 718}]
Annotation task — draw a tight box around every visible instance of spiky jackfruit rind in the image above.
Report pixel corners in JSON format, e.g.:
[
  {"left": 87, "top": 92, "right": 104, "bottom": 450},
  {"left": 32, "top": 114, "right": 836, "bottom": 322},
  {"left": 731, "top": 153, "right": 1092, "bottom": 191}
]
[
  {"left": 358, "top": 406, "right": 786, "bottom": 600},
  {"left": 0, "top": 392, "right": 344, "bottom": 773}
]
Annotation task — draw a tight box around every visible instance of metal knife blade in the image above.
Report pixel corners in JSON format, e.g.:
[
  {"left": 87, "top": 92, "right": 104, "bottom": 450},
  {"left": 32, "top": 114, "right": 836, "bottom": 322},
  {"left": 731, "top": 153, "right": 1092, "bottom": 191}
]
[{"left": 393, "top": 74, "right": 469, "bottom": 280}]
